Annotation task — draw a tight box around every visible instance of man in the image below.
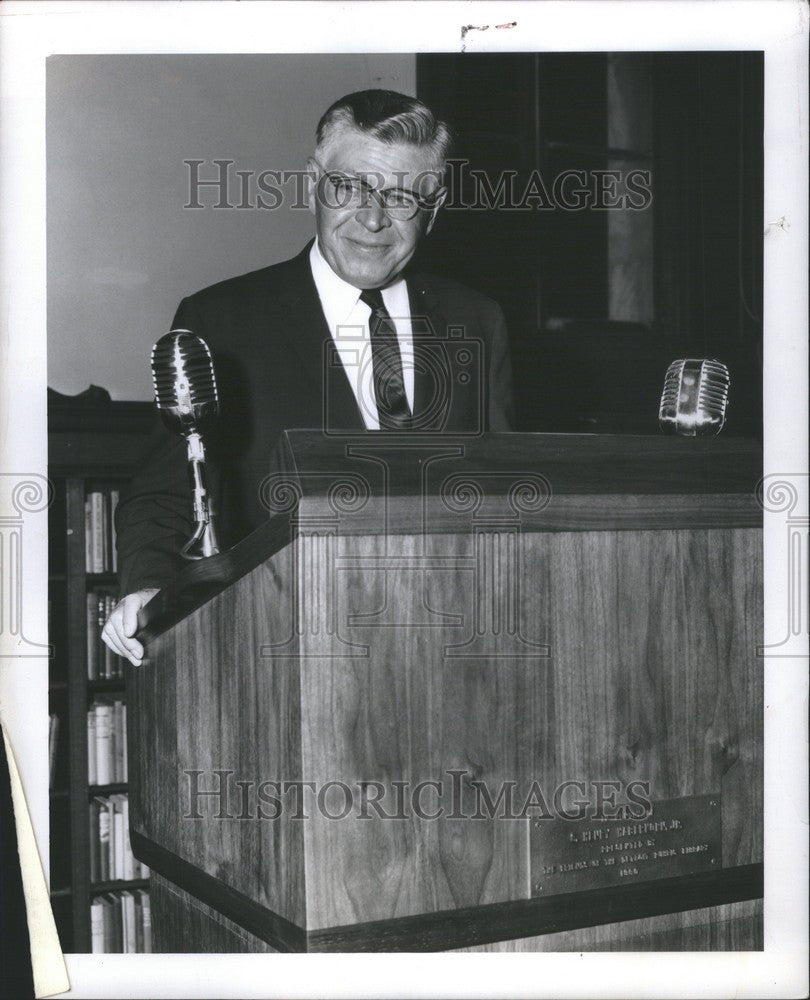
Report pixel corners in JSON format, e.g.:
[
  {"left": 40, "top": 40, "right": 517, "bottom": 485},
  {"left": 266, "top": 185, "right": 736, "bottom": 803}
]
[{"left": 102, "top": 88, "right": 514, "bottom": 665}]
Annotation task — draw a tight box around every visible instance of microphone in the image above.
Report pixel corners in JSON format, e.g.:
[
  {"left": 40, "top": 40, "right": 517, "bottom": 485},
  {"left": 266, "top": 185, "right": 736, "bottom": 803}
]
[
  {"left": 658, "top": 358, "right": 730, "bottom": 436},
  {"left": 151, "top": 330, "right": 220, "bottom": 559}
]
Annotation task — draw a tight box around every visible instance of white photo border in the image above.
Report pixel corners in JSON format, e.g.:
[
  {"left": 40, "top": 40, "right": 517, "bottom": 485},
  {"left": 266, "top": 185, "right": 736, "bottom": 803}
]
[{"left": 0, "top": 2, "right": 806, "bottom": 997}]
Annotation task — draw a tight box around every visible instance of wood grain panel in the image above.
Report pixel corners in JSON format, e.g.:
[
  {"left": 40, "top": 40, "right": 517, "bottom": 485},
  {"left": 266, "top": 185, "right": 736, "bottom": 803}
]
[
  {"left": 299, "top": 532, "right": 460, "bottom": 928},
  {"left": 129, "top": 540, "right": 307, "bottom": 927},
  {"left": 543, "top": 528, "right": 762, "bottom": 868},
  {"left": 453, "top": 897, "right": 762, "bottom": 951},
  {"left": 298, "top": 531, "right": 552, "bottom": 929},
  {"left": 712, "top": 528, "right": 763, "bottom": 866},
  {"left": 151, "top": 872, "right": 276, "bottom": 953},
  {"left": 130, "top": 507, "right": 761, "bottom": 948}
]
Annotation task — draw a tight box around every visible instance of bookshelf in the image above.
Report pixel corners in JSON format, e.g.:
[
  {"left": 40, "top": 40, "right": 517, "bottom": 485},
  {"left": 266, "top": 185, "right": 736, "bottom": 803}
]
[{"left": 48, "top": 393, "right": 155, "bottom": 952}]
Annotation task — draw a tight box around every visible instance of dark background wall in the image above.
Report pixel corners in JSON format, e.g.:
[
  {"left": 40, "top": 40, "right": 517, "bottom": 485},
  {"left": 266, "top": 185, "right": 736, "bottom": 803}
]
[{"left": 416, "top": 52, "right": 763, "bottom": 436}]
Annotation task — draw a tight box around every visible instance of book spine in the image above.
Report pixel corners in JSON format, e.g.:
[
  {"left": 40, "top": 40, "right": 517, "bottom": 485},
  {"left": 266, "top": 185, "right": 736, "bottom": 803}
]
[
  {"left": 90, "top": 899, "right": 104, "bottom": 954},
  {"left": 87, "top": 711, "right": 97, "bottom": 786},
  {"left": 113, "top": 796, "right": 124, "bottom": 880},
  {"left": 121, "top": 704, "right": 128, "bottom": 782},
  {"left": 97, "top": 595, "right": 108, "bottom": 678},
  {"left": 97, "top": 798, "right": 110, "bottom": 882},
  {"left": 101, "top": 492, "right": 109, "bottom": 572},
  {"left": 134, "top": 892, "right": 144, "bottom": 953},
  {"left": 106, "top": 800, "right": 115, "bottom": 881},
  {"left": 110, "top": 490, "right": 120, "bottom": 574},
  {"left": 86, "top": 593, "right": 98, "bottom": 680},
  {"left": 102, "top": 895, "right": 113, "bottom": 953},
  {"left": 94, "top": 703, "right": 112, "bottom": 785},
  {"left": 88, "top": 800, "right": 100, "bottom": 883},
  {"left": 107, "top": 594, "right": 120, "bottom": 678},
  {"left": 113, "top": 700, "right": 124, "bottom": 782},
  {"left": 111, "top": 893, "right": 123, "bottom": 952},
  {"left": 101, "top": 594, "right": 111, "bottom": 678},
  {"left": 84, "top": 498, "right": 92, "bottom": 572},
  {"left": 91, "top": 492, "right": 105, "bottom": 574},
  {"left": 142, "top": 893, "right": 152, "bottom": 953},
  {"left": 122, "top": 795, "right": 135, "bottom": 881},
  {"left": 123, "top": 891, "right": 136, "bottom": 954}
]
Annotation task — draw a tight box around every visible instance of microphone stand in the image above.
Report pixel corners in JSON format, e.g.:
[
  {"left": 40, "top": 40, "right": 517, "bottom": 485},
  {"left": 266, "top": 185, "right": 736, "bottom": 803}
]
[{"left": 181, "top": 431, "right": 220, "bottom": 560}]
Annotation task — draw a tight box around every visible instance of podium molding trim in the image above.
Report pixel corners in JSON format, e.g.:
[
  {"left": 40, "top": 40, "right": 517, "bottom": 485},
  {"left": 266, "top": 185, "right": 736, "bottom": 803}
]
[{"left": 132, "top": 830, "right": 762, "bottom": 953}]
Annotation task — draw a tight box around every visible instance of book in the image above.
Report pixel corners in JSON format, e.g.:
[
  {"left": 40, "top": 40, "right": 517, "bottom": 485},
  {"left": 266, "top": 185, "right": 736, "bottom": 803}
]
[
  {"left": 90, "top": 897, "right": 105, "bottom": 954},
  {"left": 101, "top": 894, "right": 115, "bottom": 953},
  {"left": 94, "top": 701, "right": 112, "bottom": 785},
  {"left": 88, "top": 799, "right": 101, "bottom": 882},
  {"left": 90, "top": 888, "right": 154, "bottom": 953},
  {"left": 95, "top": 795, "right": 110, "bottom": 882},
  {"left": 101, "top": 491, "right": 109, "bottom": 572},
  {"left": 97, "top": 594, "right": 109, "bottom": 678},
  {"left": 133, "top": 890, "right": 144, "bottom": 953},
  {"left": 84, "top": 498, "right": 92, "bottom": 572},
  {"left": 109, "top": 892, "right": 123, "bottom": 952},
  {"left": 111, "top": 794, "right": 126, "bottom": 880},
  {"left": 121, "top": 890, "right": 136, "bottom": 954},
  {"left": 142, "top": 892, "right": 152, "bottom": 953},
  {"left": 88, "top": 697, "right": 129, "bottom": 787},
  {"left": 87, "top": 589, "right": 124, "bottom": 681},
  {"left": 113, "top": 700, "right": 125, "bottom": 782},
  {"left": 110, "top": 489, "right": 120, "bottom": 573},
  {"left": 90, "top": 492, "right": 105, "bottom": 573},
  {"left": 87, "top": 710, "right": 97, "bottom": 785},
  {"left": 122, "top": 796, "right": 135, "bottom": 881},
  {"left": 86, "top": 593, "right": 99, "bottom": 680},
  {"left": 121, "top": 704, "right": 128, "bottom": 782}
]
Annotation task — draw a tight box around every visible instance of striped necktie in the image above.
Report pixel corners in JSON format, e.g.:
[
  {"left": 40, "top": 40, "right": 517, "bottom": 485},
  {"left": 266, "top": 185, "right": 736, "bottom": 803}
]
[{"left": 360, "top": 288, "right": 412, "bottom": 430}]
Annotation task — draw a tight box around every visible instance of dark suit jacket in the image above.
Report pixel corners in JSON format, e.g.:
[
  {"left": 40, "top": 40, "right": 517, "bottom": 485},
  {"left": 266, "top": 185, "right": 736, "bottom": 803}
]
[{"left": 117, "top": 242, "right": 514, "bottom": 594}]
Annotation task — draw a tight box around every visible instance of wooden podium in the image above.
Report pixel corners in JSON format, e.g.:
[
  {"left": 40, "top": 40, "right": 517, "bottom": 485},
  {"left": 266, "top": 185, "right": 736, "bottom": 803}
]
[{"left": 128, "top": 432, "right": 763, "bottom": 952}]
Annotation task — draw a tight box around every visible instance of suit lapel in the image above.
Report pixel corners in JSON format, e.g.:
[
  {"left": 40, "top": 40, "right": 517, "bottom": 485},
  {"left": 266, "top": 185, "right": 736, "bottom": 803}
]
[
  {"left": 409, "top": 273, "right": 476, "bottom": 432},
  {"left": 274, "top": 243, "right": 364, "bottom": 432},
  {"left": 408, "top": 274, "right": 445, "bottom": 430},
  {"left": 272, "top": 249, "right": 475, "bottom": 434}
]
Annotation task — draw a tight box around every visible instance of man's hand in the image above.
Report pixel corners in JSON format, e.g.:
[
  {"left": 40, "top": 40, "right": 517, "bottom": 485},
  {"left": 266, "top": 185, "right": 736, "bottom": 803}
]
[{"left": 101, "top": 588, "right": 160, "bottom": 666}]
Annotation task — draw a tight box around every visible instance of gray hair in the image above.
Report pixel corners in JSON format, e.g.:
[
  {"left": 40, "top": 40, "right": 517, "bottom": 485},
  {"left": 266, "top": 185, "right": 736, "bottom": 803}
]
[{"left": 316, "top": 89, "right": 452, "bottom": 171}]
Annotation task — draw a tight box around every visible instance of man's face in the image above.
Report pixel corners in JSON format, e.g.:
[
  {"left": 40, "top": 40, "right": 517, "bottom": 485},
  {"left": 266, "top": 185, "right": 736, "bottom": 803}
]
[{"left": 307, "top": 128, "right": 445, "bottom": 289}]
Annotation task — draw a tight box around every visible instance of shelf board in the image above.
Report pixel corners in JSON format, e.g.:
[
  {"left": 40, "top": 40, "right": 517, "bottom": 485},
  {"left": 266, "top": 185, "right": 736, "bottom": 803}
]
[
  {"left": 49, "top": 788, "right": 70, "bottom": 799},
  {"left": 50, "top": 886, "right": 73, "bottom": 899},
  {"left": 89, "top": 878, "right": 149, "bottom": 894},
  {"left": 87, "top": 573, "right": 119, "bottom": 586},
  {"left": 89, "top": 782, "right": 128, "bottom": 796},
  {"left": 88, "top": 678, "right": 125, "bottom": 692}
]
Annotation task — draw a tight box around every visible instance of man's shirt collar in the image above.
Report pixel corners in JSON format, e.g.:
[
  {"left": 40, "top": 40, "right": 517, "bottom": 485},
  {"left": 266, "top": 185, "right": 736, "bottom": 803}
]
[{"left": 309, "top": 239, "right": 408, "bottom": 329}]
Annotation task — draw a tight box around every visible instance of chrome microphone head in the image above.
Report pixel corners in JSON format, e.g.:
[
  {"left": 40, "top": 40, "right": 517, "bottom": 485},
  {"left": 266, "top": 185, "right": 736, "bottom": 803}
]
[
  {"left": 151, "top": 330, "right": 219, "bottom": 435},
  {"left": 659, "top": 358, "right": 730, "bottom": 436}
]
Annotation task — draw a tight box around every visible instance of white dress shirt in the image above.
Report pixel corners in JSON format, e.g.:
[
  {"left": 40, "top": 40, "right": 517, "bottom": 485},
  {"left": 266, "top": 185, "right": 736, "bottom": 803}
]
[{"left": 309, "top": 240, "right": 414, "bottom": 430}]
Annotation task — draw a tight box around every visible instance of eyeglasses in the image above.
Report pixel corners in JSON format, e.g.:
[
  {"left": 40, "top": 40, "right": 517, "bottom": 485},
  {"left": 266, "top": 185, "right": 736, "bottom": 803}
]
[{"left": 313, "top": 159, "right": 443, "bottom": 221}]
